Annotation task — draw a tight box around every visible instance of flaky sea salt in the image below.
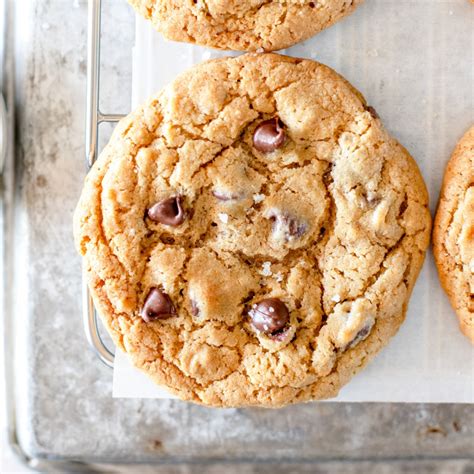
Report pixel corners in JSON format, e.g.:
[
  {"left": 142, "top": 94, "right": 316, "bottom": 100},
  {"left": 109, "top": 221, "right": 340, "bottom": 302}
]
[
  {"left": 253, "top": 193, "right": 265, "bottom": 204},
  {"left": 331, "top": 294, "right": 341, "bottom": 303},
  {"left": 218, "top": 213, "right": 229, "bottom": 224},
  {"left": 260, "top": 261, "right": 273, "bottom": 277}
]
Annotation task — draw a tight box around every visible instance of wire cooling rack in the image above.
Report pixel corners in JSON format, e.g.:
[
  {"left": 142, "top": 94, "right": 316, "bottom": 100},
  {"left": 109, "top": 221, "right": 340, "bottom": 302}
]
[{"left": 84, "top": 0, "right": 125, "bottom": 367}]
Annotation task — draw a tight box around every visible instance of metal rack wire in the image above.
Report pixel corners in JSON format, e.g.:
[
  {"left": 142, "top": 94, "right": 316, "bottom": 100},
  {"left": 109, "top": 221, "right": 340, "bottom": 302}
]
[
  {"left": 84, "top": 0, "right": 125, "bottom": 368},
  {"left": 0, "top": 0, "right": 7, "bottom": 175}
]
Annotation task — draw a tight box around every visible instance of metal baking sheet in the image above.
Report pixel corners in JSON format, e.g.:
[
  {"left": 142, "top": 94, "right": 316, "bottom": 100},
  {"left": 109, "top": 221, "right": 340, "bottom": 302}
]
[{"left": 5, "top": 0, "right": 474, "bottom": 469}]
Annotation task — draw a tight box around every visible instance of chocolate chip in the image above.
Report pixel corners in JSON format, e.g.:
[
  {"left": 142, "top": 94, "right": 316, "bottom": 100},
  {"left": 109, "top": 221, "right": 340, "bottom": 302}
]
[
  {"left": 347, "top": 321, "right": 374, "bottom": 349},
  {"left": 141, "top": 288, "right": 176, "bottom": 322},
  {"left": 253, "top": 117, "right": 286, "bottom": 153},
  {"left": 269, "top": 211, "right": 308, "bottom": 241},
  {"left": 147, "top": 196, "right": 185, "bottom": 226},
  {"left": 287, "top": 216, "right": 307, "bottom": 238},
  {"left": 365, "top": 105, "right": 379, "bottom": 119},
  {"left": 249, "top": 298, "right": 289, "bottom": 335}
]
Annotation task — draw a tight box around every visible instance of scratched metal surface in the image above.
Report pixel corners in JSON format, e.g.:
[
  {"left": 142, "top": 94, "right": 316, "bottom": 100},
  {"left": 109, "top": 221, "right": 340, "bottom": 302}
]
[{"left": 8, "top": 0, "right": 474, "bottom": 470}]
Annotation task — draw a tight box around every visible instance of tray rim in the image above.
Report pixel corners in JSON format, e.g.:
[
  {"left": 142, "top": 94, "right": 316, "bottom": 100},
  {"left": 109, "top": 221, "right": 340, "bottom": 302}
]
[{"left": 3, "top": 0, "right": 474, "bottom": 470}]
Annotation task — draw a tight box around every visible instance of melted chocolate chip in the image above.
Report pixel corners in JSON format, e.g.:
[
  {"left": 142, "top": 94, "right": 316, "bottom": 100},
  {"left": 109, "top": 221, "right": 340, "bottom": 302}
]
[
  {"left": 287, "top": 216, "right": 307, "bottom": 238},
  {"left": 147, "top": 196, "right": 185, "bottom": 226},
  {"left": 348, "top": 322, "right": 374, "bottom": 349},
  {"left": 253, "top": 117, "right": 286, "bottom": 153},
  {"left": 141, "top": 288, "right": 176, "bottom": 322},
  {"left": 269, "top": 211, "right": 308, "bottom": 241},
  {"left": 249, "top": 298, "right": 289, "bottom": 335}
]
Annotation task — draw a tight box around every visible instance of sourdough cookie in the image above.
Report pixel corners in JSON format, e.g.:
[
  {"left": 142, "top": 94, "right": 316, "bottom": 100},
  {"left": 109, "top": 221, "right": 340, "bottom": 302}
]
[
  {"left": 127, "top": 0, "right": 363, "bottom": 51},
  {"left": 74, "top": 54, "right": 431, "bottom": 407},
  {"left": 433, "top": 126, "right": 474, "bottom": 343}
]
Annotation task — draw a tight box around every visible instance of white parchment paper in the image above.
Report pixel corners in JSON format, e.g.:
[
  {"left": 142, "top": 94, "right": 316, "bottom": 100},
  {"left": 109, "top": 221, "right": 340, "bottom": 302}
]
[{"left": 114, "top": 0, "right": 474, "bottom": 402}]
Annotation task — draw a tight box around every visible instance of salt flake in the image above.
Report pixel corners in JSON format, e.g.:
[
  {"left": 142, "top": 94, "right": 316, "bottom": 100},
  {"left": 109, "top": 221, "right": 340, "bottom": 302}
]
[
  {"left": 218, "top": 213, "right": 229, "bottom": 224},
  {"left": 260, "top": 261, "right": 272, "bottom": 277}
]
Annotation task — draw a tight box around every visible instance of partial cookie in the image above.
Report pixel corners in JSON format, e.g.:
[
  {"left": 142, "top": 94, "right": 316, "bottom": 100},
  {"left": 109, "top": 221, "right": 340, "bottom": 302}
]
[
  {"left": 127, "top": 0, "right": 363, "bottom": 51},
  {"left": 74, "top": 54, "right": 431, "bottom": 407},
  {"left": 433, "top": 126, "right": 474, "bottom": 343}
]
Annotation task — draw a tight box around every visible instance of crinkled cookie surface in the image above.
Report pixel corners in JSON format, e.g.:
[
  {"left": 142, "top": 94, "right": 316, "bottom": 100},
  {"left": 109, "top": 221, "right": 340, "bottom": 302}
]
[
  {"left": 74, "top": 54, "right": 431, "bottom": 407},
  {"left": 127, "top": 0, "right": 363, "bottom": 51},
  {"left": 434, "top": 126, "right": 474, "bottom": 343}
]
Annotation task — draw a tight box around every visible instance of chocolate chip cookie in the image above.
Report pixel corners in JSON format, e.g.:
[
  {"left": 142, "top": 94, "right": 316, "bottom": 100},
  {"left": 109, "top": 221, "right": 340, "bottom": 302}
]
[
  {"left": 127, "top": 0, "right": 363, "bottom": 51},
  {"left": 433, "top": 126, "right": 474, "bottom": 343},
  {"left": 74, "top": 54, "right": 431, "bottom": 407}
]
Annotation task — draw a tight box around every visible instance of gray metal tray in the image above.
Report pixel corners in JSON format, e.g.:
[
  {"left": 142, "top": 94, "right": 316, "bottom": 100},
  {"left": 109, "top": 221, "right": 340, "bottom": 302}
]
[{"left": 3, "top": 0, "right": 473, "bottom": 471}]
